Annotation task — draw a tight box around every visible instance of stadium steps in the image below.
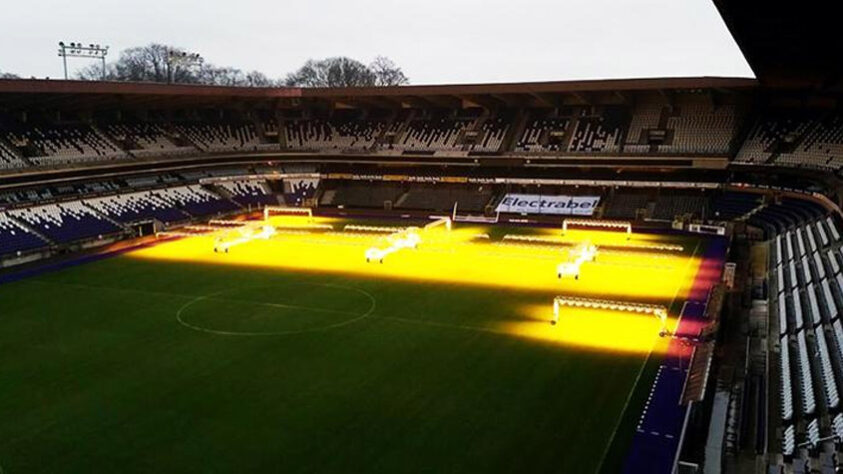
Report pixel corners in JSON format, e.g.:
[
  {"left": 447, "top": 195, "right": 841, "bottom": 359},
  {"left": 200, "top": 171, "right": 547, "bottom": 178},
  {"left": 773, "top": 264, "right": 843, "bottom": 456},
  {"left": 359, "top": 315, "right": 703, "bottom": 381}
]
[
  {"left": 91, "top": 123, "right": 129, "bottom": 155},
  {"left": 767, "top": 119, "right": 821, "bottom": 165},
  {"left": 562, "top": 116, "right": 579, "bottom": 151},
  {"left": 8, "top": 215, "right": 55, "bottom": 246},
  {"left": 500, "top": 109, "right": 529, "bottom": 153},
  {"left": 203, "top": 184, "right": 245, "bottom": 211},
  {"left": 0, "top": 136, "right": 35, "bottom": 167},
  {"left": 681, "top": 341, "right": 715, "bottom": 404},
  {"left": 82, "top": 202, "right": 131, "bottom": 230},
  {"left": 739, "top": 202, "right": 769, "bottom": 222},
  {"left": 393, "top": 190, "right": 410, "bottom": 208}
]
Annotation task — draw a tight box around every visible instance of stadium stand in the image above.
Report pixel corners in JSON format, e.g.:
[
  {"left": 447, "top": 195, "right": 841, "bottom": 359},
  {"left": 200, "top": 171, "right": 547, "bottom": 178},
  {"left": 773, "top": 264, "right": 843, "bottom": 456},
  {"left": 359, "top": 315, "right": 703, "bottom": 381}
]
[
  {"left": 735, "top": 113, "right": 815, "bottom": 165},
  {"left": 1, "top": 122, "right": 128, "bottom": 167},
  {"left": 0, "top": 212, "right": 48, "bottom": 255},
  {"left": 173, "top": 121, "right": 268, "bottom": 153},
  {"left": 397, "top": 184, "right": 494, "bottom": 212},
  {"left": 393, "top": 117, "right": 472, "bottom": 152},
  {"left": 215, "top": 180, "right": 277, "bottom": 207},
  {"left": 8, "top": 202, "right": 122, "bottom": 243},
  {"left": 322, "top": 182, "right": 404, "bottom": 208},
  {"left": 567, "top": 109, "right": 625, "bottom": 153},
  {"left": 603, "top": 191, "right": 649, "bottom": 219},
  {"left": 657, "top": 99, "right": 739, "bottom": 155},
  {"left": 650, "top": 192, "right": 708, "bottom": 220},
  {"left": 84, "top": 190, "right": 190, "bottom": 224},
  {"left": 0, "top": 138, "right": 27, "bottom": 169},
  {"left": 152, "top": 185, "right": 240, "bottom": 217},
  {"left": 776, "top": 114, "right": 843, "bottom": 171},
  {"left": 284, "top": 119, "right": 385, "bottom": 150},
  {"left": 103, "top": 122, "right": 196, "bottom": 157},
  {"left": 624, "top": 100, "right": 664, "bottom": 153}
]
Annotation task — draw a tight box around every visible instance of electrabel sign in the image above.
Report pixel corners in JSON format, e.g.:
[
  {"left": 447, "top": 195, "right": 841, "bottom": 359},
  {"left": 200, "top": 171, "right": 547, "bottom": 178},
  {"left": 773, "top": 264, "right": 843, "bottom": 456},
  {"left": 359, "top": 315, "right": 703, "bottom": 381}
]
[{"left": 495, "top": 194, "right": 601, "bottom": 216}]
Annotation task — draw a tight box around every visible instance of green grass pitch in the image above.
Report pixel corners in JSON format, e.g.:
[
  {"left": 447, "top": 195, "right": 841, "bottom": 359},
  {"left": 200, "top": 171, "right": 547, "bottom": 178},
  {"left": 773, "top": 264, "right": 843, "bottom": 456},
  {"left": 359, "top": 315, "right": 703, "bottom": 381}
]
[{"left": 0, "top": 255, "right": 652, "bottom": 473}]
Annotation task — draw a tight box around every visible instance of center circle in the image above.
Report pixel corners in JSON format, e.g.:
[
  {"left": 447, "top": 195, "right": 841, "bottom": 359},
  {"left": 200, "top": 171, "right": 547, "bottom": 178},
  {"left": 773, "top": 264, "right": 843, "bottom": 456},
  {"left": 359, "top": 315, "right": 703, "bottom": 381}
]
[{"left": 176, "top": 282, "right": 376, "bottom": 336}]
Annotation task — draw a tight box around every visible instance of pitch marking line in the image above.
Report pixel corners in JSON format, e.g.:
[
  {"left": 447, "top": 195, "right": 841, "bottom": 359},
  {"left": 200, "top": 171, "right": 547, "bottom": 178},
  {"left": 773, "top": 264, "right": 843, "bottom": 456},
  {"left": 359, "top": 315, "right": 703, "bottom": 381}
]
[
  {"left": 174, "top": 283, "right": 377, "bottom": 337},
  {"left": 594, "top": 238, "right": 701, "bottom": 474}
]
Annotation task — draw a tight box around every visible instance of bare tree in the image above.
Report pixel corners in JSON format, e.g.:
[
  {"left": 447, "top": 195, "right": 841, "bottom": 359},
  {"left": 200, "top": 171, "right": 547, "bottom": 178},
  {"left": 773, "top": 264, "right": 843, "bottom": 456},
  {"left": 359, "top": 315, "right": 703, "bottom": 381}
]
[
  {"left": 71, "top": 45, "right": 407, "bottom": 88},
  {"left": 284, "top": 57, "right": 378, "bottom": 88},
  {"left": 369, "top": 56, "right": 409, "bottom": 86},
  {"left": 0, "top": 70, "right": 20, "bottom": 79}
]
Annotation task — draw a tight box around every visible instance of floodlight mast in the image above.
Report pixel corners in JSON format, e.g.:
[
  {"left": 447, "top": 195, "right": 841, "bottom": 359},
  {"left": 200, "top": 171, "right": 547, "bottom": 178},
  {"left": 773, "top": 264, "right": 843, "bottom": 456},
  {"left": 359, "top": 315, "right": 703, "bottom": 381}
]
[
  {"left": 166, "top": 50, "right": 204, "bottom": 84},
  {"left": 57, "top": 42, "right": 109, "bottom": 80}
]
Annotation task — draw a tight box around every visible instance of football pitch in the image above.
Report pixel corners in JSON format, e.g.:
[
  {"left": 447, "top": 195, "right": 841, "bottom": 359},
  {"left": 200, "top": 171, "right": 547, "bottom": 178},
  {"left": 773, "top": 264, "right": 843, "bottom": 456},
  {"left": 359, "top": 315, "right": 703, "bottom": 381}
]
[{"left": 0, "top": 219, "right": 707, "bottom": 473}]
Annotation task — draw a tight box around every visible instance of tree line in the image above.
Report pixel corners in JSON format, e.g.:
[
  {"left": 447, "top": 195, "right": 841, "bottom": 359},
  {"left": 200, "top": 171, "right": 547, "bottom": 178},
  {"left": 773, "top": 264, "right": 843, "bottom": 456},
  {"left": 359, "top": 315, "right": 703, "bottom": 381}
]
[{"left": 69, "top": 43, "right": 408, "bottom": 87}]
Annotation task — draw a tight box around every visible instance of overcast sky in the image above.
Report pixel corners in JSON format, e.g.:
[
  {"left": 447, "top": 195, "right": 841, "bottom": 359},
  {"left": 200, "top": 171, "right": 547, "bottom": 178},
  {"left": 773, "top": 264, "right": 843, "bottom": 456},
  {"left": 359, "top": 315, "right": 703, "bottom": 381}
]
[{"left": 0, "top": 0, "right": 753, "bottom": 84}]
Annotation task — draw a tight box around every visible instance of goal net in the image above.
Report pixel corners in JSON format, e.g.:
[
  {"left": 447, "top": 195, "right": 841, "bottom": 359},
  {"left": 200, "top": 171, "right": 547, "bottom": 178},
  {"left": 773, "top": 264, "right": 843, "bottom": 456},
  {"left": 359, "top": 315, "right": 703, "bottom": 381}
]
[{"left": 263, "top": 206, "right": 313, "bottom": 222}]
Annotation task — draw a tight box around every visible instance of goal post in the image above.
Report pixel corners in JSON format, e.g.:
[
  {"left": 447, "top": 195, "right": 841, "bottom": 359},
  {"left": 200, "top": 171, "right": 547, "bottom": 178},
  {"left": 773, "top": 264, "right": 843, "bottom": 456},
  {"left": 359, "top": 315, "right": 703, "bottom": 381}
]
[
  {"left": 562, "top": 218, "right": 631, "bottom": 239},
  {"left": 551, "top": 296, "right": 669, "bottom": 336},
  {"left": 263, "top": 206, "right": 313, "bottom": 222}
]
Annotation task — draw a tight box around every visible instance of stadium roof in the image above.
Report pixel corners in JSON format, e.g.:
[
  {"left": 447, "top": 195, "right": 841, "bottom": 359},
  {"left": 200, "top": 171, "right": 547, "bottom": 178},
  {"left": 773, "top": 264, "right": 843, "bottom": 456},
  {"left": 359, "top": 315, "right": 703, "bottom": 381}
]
[
  {"left": 714, "top": 0, "right": 843, "bottom": 89},
  {"left": 0, "top": 76, "right": 757, "bottom": 110}
]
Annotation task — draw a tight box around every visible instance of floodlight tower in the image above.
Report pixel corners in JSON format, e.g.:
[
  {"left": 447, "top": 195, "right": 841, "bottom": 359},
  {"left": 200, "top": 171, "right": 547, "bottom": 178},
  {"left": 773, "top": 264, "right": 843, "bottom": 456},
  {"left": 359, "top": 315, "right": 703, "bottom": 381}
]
[
  {"left": 57, "top": 42, "right": 109, "bottom": 80},
  {"left": 166, "top": 50, "right": 204, "bottom": 84}
]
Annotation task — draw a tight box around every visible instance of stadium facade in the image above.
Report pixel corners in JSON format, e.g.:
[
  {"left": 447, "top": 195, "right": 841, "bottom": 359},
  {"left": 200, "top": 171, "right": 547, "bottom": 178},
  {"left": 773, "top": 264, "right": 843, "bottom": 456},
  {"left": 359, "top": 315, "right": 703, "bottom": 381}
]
[{"left": 2, "top": 3, "right": 843, "bottom": 473}]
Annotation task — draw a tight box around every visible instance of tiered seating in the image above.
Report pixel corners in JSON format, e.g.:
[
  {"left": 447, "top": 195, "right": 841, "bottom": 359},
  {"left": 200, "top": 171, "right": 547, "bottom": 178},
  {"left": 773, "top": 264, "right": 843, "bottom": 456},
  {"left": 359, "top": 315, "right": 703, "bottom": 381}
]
[
  {"left": 782, "top": 424, "right": 796, "bottom": 457},
  {"left": 398, "top": 185, "right": 492, "bottom": 212},
  {"left": 153, "top": 185, "right": 240, "bottom": 217},
  {"left": 650, "top": 194, "right": 707, "bottom": 220},
  {"left": 84, "top": 191, "right": 188, "bottom": 224},
  {"left": 624, "top": 102, "right": 663, "bottom": 153},
  {"left": 568, "top": 118, "right": 622, "bottom": 153},
  {"left": 394, "top": 118, "right": 471, "bottom": 152},
  {"left": 814, "top": 329, "right": 839, "bottom": 409},
  {"left": 0, "top": 139, "right": 27, "bottom": 169},
  {"left": 3, "top": 123, "right": 127, "bottom": 166},
  {"left": 603, "top": 192, "right": 649, "bottom": 218},
  {"left": 467, "top": 118, "right": 508, "bottom": 152},
  {"left": 216, "top": 180, "right": 276, "bottom": 206},
  {"left": 795, "top": 331, "right": 816, "bottom": 416},
  {"left": 515, "top": 117, "right": 569, "bottom": 152},
  {"left": 284, "top": 119, "right": 384, "bottom": 150},
  {"left": 174, "top": 122, "right": 263, "bottom": 152},
  {"left": 8, "top": 202, "right": 121, "bottom": 243},
  {"left": 324, "top": 182, "right": 404, "bottom": 208},
  {"left": 735, "top": 115, "right": 814, "bottom": 164},
  {"left": 780, "top": 336, "right": 794, "bottom": 422},
  {"left": 709, "top": 192, "right": 761, "bottom": 221},
  {"left": 103, "top": 122, "right": 195, "bottom": 156},
  {"left": 658, "top": 103, "right": 738, "bottom": 155},
  {"left": 0, "top": 213, "right": 47, "bottom": 255},
  {"left": 828, "top": 217, "right": 841, "bottom": 241},
  {"left": 776, "top": 115, "right": 843, "bottom": 170},
  {"left": 766, "top": 209, "right": 843, "bottom": 466}
]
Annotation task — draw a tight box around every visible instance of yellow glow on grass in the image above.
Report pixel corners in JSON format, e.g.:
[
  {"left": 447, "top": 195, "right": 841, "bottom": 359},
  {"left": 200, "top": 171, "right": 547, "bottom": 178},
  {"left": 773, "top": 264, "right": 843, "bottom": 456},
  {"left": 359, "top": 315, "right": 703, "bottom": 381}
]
[
  {"left": 127, "top": 217, "right": 704, "bottom": 353},
  {"left": 131, "top": 228, "right": 696, "bottom": 300},
  {"left": 507, "top": 304, "right": 678, "bottom": 355}
]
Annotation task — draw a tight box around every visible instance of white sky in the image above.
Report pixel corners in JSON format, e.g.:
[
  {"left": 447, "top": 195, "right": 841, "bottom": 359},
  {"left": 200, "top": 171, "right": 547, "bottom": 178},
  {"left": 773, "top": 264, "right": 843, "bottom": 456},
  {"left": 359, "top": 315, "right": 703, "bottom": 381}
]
[{"left": 0, "top": 0, "right": 753, "bottom": 84}]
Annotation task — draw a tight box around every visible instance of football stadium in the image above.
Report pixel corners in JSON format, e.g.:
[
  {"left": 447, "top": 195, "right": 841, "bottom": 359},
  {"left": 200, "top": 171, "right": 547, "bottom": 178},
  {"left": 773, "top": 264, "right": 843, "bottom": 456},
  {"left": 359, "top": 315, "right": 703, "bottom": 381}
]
[{"left": 1, "top": 3, "right": 842, "bottom": 473}]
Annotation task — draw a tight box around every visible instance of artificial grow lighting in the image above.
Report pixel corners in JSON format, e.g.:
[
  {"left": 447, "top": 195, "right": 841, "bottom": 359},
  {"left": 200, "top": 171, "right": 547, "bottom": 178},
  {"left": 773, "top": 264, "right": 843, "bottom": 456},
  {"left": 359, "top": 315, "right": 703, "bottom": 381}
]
[
  {"left": 365, "top": 228, "right": 422, "bottom": 263},
  {"left": 363, "top": 217, "right": 451, "bottom": 263},
  {"left": 556, "top": 242, "right": 598, "bottom": 280},
  {"left": 551, "top": 295, "right": 669, "bottom": 337},
  {"left": 214, "top": 224, "right": 276, "bottom": 253}
]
